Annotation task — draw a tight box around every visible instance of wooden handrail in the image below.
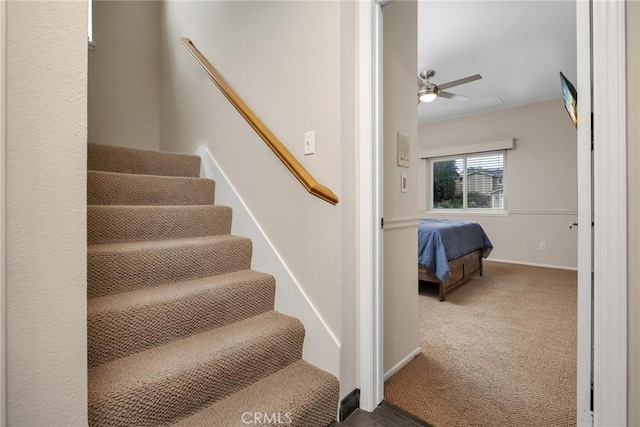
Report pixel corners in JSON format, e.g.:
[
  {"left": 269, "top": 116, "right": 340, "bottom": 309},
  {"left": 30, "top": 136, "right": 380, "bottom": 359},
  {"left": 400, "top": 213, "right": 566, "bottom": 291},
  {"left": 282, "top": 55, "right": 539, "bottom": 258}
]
[{"left": 180, "top": 38, "right": 339, "bottom": 206}]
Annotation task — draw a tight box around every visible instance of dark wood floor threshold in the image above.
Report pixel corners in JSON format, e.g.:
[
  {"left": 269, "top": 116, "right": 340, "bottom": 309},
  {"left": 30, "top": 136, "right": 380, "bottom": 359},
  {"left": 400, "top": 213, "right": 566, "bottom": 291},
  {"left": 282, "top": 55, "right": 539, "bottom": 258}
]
[{"left": 333, "top": 401, "right": 431, "bottom": 426}]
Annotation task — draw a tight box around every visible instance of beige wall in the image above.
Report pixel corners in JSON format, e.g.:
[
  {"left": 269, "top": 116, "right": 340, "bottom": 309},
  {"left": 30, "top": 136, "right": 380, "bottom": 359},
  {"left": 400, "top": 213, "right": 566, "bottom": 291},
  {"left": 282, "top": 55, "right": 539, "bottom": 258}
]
[
  {"left": 89, "top": 1, "right": 160, "bottom": 150},
  {"left": 6, "top": 1, "right": 88, "bottom": 425},
  {"left": 626, "top": 1, "right": 639, "bottom": 425},
  {"left": 159, "top": 1, "right": 357, "bottom": 397},
  {"left": 382, "top": 0, "right": 420, "bottom": 375},
  {"left": 419, "top": 98, "right": 578, "bottom": 269}
]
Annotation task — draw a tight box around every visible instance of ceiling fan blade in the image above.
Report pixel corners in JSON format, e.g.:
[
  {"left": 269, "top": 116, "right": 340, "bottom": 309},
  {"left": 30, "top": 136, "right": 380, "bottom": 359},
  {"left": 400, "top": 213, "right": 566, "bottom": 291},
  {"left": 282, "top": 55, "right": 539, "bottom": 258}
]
[
  {"left": 438, "top": 74, "right": 482, "bottom": 90},
  {"left": 439, "top": 91, "right": 470, "bottom": 102}
]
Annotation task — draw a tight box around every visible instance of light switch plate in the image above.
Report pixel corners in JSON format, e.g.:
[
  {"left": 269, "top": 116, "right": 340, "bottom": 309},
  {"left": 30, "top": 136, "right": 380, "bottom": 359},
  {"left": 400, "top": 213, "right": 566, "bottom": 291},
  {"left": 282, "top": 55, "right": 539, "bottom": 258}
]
[
  {"left": 304, "top": 131, "right": 315, "bottom": 155},
  {"left": 401, "top": 173, "right": 407, "bottom": 193}
]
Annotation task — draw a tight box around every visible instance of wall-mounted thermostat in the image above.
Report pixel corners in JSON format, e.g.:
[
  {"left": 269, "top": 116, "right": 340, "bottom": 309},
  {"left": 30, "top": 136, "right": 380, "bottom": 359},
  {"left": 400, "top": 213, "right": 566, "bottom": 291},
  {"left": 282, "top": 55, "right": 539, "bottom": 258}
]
[{"left": 397, "top": 133, "right": 410, "bottom": 168}]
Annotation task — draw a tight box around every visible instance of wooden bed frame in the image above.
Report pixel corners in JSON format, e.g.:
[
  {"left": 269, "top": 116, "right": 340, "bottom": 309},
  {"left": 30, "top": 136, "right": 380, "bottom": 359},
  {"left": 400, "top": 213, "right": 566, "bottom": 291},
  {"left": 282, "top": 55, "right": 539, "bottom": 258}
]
[{"left": 418, "top": 249, "right": 484, "bottom": 301}]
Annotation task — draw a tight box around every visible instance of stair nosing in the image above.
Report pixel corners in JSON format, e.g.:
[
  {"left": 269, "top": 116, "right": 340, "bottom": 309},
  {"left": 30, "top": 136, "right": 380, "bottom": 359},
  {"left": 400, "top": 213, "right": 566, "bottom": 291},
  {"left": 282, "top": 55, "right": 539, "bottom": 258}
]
[
  {"left": 88, "top": 143, "right": 201, "bottom": 159},
  {"left": 88, "top": 169, "right": 212, "bottom": 182},
  {"left": 87, "top": 234, "right": 249, "bottom": 253},
  {"left": 88, "top": 270, "right": 274, "bottom": 311},
  {"left": 87, "top": 204, "right": 231, "bottom": 209}
]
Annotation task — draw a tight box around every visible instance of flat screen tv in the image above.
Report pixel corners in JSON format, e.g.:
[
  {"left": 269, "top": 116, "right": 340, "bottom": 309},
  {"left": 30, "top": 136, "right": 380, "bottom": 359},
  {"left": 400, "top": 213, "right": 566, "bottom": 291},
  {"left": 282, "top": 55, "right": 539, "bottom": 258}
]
[{"left": 560, "top": 71, "right": 577, "bottom": 127}]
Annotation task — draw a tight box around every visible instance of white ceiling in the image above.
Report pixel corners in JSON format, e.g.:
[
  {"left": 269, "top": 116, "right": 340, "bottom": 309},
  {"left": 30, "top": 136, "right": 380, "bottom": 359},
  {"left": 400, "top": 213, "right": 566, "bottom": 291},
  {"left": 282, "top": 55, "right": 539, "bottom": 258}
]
[{"left": 417, "top": 1, "right": 577, "bottom": 124}]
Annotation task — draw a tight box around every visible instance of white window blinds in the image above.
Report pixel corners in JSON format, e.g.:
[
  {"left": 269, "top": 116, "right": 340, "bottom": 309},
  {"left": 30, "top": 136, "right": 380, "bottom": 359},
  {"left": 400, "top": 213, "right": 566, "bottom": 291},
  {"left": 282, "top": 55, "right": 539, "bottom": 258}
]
[{"left": 431, "top": 151, "right": 505, "bottom": 210}]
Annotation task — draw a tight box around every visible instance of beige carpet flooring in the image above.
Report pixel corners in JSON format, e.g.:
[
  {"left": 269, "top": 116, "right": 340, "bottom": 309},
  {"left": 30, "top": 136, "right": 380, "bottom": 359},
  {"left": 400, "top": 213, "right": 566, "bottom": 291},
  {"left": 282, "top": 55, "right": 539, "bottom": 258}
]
[{"left": 385, "top": 261, "right": 577, "bottom": 427}]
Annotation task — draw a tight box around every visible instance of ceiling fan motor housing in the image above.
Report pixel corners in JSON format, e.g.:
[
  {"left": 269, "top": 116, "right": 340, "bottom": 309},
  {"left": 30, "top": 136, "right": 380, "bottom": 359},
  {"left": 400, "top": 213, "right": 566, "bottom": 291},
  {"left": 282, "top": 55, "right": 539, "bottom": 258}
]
[{"left": 420, "top": 69, "right": 436, "bottom": 81}]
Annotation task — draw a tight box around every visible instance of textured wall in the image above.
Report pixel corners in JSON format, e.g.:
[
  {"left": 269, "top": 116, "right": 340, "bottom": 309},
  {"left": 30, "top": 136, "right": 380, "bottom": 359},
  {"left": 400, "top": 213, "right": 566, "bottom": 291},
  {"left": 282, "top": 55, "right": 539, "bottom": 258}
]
[
  {"left": 626, "top": 1, "right": 639, "bottom": 424},
  {"left": 6, "top": 1, "right": 88, "bottom": 425},
  {"left": 382, "top": 0, "right": 420, "bottom": 375},
  {"left": 159, "top": 1, "right": 356, "bottom": 397},
  {"left": 89, "top": 1, "right": 161, "bottom": 150},
  {"left": 418, "top": 98, "right": 578, "bottom": 269}
]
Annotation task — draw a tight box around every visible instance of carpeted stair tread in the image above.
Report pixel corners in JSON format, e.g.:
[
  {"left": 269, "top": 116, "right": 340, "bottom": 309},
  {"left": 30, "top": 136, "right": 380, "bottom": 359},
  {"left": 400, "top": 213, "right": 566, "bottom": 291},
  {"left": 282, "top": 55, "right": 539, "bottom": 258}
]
[
  {"left": 174, "top": 360, "right": 339, "bottom": 427},
  {"left": 88, "top": 235, "right": 252, "bottom": 298},
  {"left": 88, "top": 311, "right": 305, "bottom": 427},
  {"left": 88, "top": 270, "right": 276, "bottom": 366},
  {"left": 88, "top": 205, "right": 233, "bottom": 244},
  {"left": 88, "top": 170, "right": 215, "bottom": 206},
  {"left": 88, "top": 143, "right": 201, "bottom": 177}
]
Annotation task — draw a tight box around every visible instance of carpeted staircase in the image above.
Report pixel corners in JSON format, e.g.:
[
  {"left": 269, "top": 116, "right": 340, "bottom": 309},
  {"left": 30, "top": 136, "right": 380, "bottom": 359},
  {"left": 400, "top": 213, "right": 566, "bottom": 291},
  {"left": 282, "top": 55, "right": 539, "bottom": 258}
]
[{"left": 87, "top": 143, "right": 339, "bottom": 426}]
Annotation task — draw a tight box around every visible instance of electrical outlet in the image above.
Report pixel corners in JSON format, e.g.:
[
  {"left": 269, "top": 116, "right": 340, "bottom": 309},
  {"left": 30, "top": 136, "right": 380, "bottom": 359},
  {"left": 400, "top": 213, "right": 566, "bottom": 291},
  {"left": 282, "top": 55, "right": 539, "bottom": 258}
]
[
  {"left": 304, "top": 131, "right": 315, "bottom": 155},
  {"left": 540, "top": 242, "right": 546, "bottom": 250}
]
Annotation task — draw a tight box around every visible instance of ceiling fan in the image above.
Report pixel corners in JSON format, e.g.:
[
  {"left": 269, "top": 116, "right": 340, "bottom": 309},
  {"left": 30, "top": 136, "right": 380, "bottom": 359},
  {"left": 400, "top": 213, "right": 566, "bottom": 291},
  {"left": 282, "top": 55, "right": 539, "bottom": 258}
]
[{"left": 417, "top": 70, "right": 482, "bottom": 104}]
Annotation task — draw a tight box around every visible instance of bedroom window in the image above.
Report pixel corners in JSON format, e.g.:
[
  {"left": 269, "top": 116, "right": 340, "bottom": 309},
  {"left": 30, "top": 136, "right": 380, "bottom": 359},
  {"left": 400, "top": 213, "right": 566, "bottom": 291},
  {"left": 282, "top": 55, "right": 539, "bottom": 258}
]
[{"left": 431, "top": 151, "right": 505, "bottom": 210}]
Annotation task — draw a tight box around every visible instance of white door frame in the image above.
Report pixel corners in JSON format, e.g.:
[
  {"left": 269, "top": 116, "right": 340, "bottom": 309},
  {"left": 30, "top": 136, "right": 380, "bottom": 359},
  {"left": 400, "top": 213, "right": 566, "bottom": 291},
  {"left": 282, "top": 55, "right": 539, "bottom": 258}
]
[
  {"left": 357, "top": 0, "right": 384, "bottom": 412},
  {"left": 591, "top": 1, "right": 627, "bottom": 425},
  {"left": 356, "top": 0, "right": 628, "bottom": 422}
]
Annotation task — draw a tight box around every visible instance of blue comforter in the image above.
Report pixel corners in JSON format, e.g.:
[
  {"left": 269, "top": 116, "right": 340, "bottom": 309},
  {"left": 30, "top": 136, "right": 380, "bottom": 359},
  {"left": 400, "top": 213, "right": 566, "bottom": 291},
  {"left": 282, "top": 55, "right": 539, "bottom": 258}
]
[{"left": 418, "top": 219, "right": 493, "bottom": 282}]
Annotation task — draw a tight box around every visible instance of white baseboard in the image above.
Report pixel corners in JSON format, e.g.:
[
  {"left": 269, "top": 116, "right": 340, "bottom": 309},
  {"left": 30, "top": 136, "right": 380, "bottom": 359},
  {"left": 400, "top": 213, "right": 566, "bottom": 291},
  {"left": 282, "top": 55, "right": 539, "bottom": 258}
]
[
  {"left": 196, "top": 147, "right": 340, "bottom": 377},
  {"left": 384, "top": 347, "right": 421, "bottom": 381},
  {"left": 486, "top": 258, "right": 577, "bottom": 272}
]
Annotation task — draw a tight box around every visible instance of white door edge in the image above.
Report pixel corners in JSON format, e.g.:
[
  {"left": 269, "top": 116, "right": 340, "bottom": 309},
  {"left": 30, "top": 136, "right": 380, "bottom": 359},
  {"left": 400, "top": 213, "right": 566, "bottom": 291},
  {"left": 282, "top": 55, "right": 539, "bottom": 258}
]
[
  {"left": 592, "top": 1, "right": 628, "bottom": 425},
  {"left": 576, "top": 1, "right": 593, "bottom": 425}
]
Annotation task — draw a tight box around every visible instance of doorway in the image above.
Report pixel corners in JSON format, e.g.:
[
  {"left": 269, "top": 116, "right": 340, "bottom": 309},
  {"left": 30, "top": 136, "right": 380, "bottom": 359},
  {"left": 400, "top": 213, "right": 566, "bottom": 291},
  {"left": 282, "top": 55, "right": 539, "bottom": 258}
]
[{"left": 356, "top": 0, "right": 628, "bottom": 425}]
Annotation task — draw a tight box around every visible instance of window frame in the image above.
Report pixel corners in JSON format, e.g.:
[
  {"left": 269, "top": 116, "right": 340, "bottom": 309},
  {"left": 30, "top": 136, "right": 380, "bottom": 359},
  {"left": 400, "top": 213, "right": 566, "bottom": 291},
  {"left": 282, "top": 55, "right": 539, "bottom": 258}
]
[{"left": 428, "top": 150, "right": 508, "bottom": 213}]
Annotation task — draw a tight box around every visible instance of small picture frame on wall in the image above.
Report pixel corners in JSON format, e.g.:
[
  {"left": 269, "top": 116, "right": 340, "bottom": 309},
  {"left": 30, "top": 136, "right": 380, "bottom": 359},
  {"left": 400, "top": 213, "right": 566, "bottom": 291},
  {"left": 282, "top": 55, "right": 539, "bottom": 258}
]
[{"left": 397, "top": 132, "right": 410, "bottom": 168}]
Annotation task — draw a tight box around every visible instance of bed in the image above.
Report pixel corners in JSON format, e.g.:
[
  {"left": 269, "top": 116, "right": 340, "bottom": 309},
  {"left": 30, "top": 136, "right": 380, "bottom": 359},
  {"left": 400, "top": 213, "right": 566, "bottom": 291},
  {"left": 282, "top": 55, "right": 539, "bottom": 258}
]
[{"left": 418, "top": 219, "right": 493, "bottom": 301}]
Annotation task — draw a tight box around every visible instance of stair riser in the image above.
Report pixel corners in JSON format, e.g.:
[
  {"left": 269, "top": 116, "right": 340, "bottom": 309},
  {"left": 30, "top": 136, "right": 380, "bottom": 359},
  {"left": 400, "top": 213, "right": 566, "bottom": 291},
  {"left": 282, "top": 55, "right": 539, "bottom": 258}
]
[
  {"left": 88, "top": 171, "right": 215, "bottom": 206},
  {"left": 88, "top": 278, "right": 276, "bottom": 367},
  {"left": 89, "top": 322, "right": 304, "bottom": 427},
  {"left": 88, "top": 238, "right": 252, "bottom": 298},
  {"left": 87, "top": 205, "right": 232, "bottom": 245},
  {"left": 88, "top": 143, "right": 201, "bottom": 177}
]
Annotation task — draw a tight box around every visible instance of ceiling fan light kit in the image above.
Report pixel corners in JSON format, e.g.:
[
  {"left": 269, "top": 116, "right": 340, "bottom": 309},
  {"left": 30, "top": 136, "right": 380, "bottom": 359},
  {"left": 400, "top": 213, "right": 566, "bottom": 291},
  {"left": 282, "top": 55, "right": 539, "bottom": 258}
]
[
  {"left": 417, "top": 69, "right": 482, "bottom": 104},
  {"left": 419, "top": 89, "right": 438, "bottom": 103}
]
